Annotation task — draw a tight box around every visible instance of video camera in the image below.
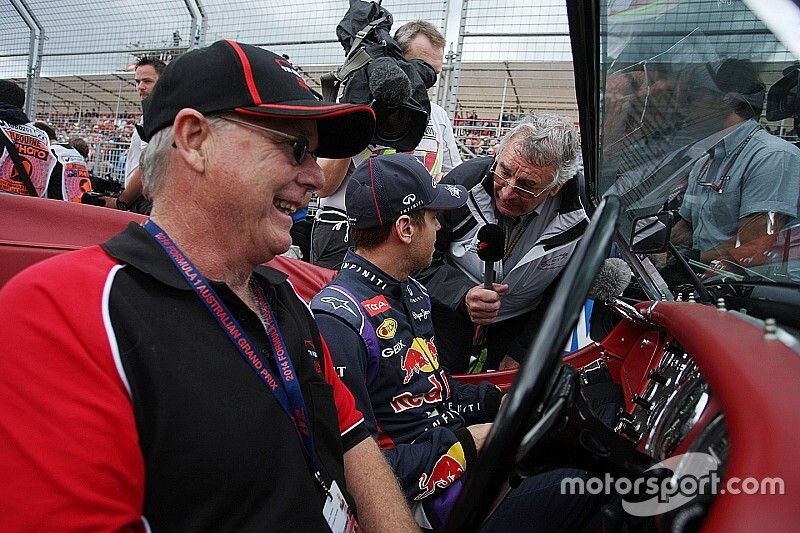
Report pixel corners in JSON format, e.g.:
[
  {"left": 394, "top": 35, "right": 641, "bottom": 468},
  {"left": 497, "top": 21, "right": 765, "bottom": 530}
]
[
  {"left": 80, "top": 173, "right": 123, "bottom": 206},
  {"left": 766, "top": 63, "right": 800, "bottom": 137},
  {"left": 91, "top": 173, "right": 123, "bottom": 196},
  {"left": 323, "top": 1, "right": 434, "bottom": 151}
]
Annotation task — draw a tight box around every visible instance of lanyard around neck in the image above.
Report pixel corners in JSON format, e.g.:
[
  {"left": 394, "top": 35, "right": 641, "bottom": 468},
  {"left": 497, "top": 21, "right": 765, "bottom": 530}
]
[
  {"left": 142, "top": 220, "right": 328, "bottom": 493},
  {"left": 695, "top": 125, "right": 760, "bottom": 192},
  {"left": 501, "top": 214, "right": 536, "bottom": 261}
]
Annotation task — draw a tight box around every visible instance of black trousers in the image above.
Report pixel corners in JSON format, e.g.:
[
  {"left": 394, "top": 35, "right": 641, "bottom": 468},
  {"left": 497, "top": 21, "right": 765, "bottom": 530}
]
[
  {"left": 310, "top": 209, "right": 349, "bottom": 269},
  {"left": 431, "top": 301, "right": 542, "bottom": 373}
]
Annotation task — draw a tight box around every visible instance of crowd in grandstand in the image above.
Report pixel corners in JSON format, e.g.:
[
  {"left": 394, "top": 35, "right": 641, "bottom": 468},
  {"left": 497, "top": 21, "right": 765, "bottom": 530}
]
[
  {"left": 39, "top": 108, "right": 519, "bottom": 158},
  {"left": 42, "top": 111, "right": 140, "bottom": 144},
  {"left": 32, "top": 108, "right": 519, "bottom": 181}
]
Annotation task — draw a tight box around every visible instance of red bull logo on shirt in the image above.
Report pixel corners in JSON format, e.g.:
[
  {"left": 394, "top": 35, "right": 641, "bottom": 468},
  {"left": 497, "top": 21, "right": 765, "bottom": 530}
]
[
  {"left": 416, "top": 442, "right": 467, "bottom": 499},
  {"left": 401, "top": 337, "right": 439, "bottom": 384},
  {"left": 390, "top": 371, "right": 451, "bottom": 413}
]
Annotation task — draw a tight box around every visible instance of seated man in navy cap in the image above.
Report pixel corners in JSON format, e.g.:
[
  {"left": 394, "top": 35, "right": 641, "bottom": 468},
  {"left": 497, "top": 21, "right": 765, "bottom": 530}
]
[
  {"left": 311, "top": 153, "right": 602, "bottom": 531},
  {"left": 0, "top": 40, "right": 416, "bottom": 532}
]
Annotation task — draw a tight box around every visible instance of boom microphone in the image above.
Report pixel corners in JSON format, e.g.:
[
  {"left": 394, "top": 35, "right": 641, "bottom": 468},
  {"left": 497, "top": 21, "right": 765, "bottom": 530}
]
[
  {"left": 368, "top": 57, "right": 412, "bottom": 107},
  {"left": 588, "top": 258, "right": 633, "bottom": 301},
  {"left": 476, "top": 223, "right": 505, "bottom": 289}
]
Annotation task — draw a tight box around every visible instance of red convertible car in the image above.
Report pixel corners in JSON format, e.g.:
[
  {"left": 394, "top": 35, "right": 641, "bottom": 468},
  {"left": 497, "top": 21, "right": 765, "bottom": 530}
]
[
  {"left": 1, "top": 1, "right": 798, "bottom": 531},
  {"left": 448, "top": 1, "right": 800, "bottom": 531}
]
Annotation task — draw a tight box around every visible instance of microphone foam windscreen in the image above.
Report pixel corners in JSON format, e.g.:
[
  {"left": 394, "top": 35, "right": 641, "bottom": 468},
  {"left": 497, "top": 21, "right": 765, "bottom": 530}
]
[
  {"left": 476, "top": 223, "right": 505, "bottom": 262},
  {"left": 368, "top": 58, "right": 412, "bottom": 107},
  {"left": 589, "top": 258, "right": 633, "bottom": 301}
]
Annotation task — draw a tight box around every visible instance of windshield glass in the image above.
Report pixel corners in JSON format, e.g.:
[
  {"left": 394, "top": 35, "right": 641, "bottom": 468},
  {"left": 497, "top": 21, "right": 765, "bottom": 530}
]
[{"left": 597, "top": 0, "right": 800, "bottom": 291}]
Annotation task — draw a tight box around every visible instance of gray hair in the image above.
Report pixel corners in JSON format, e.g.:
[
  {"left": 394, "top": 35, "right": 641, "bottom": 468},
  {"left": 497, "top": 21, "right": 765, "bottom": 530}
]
[
  {"left": 140, "top": 115, "right": 230, "bottom": 197},
  {"left": 140, "top": 126, "right": 173, "bottom": 198},
  {"left": 496, "top": 113, "right": 579, "bottom": 187},
  {"left": 394, "top": 20, "right": 445, "bottom": 53}
]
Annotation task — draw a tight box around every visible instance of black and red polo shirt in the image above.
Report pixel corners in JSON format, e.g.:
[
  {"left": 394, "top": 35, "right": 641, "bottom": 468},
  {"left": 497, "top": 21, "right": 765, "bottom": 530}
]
[{"left": 0, "top": 222, "right": 368, "bottom": 531}]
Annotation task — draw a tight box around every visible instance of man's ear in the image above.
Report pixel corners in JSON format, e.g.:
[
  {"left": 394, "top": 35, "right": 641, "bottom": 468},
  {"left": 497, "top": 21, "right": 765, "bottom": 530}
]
[
  {"left": 394, "top": 215, "right": 414, "bottom": 244},
  {"left": 547, "top": 182, "right": 564, "bottom": 197},
  {"left": 171, "top": 109, "right": 212, "bottom": 173}
]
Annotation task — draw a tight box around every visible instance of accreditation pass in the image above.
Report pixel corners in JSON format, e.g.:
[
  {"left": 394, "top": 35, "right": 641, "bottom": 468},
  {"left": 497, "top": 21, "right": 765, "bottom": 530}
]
[{"left": 323, "top": 480, "right": 360, "bottom": 533}]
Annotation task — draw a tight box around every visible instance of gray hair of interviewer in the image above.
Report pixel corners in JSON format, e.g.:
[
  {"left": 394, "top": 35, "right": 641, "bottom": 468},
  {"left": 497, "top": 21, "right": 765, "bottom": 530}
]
[{"left": 496, "top": 113, "right": 579, "bottom": 188}]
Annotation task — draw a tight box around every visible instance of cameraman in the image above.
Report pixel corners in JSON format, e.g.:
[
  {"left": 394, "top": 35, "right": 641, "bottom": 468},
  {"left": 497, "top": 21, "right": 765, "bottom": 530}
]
[
  {"left": 0, "top": 80, "right": 53, "bottom": 198},
  {"left": 32, "top": 121, "right": 93, "bottom": 203},
  {"left": 311, "top": 21, "right": 462, "bottom": 269}
]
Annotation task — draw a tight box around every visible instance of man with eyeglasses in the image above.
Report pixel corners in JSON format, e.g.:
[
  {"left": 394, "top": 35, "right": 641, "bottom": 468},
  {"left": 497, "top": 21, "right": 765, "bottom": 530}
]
[
  {"left": 416, "top": 114, "right": 588, "bottom": 372},
  {"left": 0, "top": 40, "right": 418, "bottom": 532}
]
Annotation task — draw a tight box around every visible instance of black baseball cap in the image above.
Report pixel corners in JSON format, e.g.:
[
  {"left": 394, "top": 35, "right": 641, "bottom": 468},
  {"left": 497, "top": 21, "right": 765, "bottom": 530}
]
[
  {"left": 140, "top": 39, "right": 376, "bottom": 158},
  {"left": 346, "top": 153, "right": 468, "bottom": 229}
]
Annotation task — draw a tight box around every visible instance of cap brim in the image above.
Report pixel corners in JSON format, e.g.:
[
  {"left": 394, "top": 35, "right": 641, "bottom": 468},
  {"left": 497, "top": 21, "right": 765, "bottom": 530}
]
[
  {"left": 428, "top": 184, "right": 468, "bottom": 211},
  {"left": 235, "top": 100, "right": 376, "bottom": 159}
]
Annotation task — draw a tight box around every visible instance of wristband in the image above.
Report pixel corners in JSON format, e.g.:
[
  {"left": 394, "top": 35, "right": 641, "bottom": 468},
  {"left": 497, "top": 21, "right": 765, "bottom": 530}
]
[{"left": 115, "top": 198, "right": 130, "bottom": 211}]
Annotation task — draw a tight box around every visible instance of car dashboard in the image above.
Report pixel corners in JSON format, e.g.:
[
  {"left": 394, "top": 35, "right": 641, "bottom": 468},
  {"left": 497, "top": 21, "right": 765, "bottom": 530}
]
[{"left": 561, "top": 300, "right": 799, "bottom": 531}]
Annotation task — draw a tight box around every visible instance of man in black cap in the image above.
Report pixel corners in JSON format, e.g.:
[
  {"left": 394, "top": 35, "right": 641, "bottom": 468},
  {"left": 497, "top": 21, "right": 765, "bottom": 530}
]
[
  {"left": 0, "top": 40, "right": 416, "bottom": 532},
  {"left": 311, "top": 153, "right": 602, "bottom": 531}
]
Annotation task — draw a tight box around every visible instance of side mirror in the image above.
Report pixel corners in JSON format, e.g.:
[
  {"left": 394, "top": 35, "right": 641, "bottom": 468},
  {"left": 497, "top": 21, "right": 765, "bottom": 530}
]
[{"left": 629, "top": 212, "right": 672, "bottom": 253}]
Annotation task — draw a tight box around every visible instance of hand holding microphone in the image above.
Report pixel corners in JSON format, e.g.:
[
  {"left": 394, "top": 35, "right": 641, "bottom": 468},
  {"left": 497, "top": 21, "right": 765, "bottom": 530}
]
[{"left": 465, "top": 284, "right": 508, "bottom": 325}]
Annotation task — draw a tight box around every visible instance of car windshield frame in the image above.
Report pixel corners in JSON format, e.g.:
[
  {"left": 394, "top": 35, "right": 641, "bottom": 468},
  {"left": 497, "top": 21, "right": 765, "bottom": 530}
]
[{"left": 581, "top": 0, "right": 800, "bottom": 300}]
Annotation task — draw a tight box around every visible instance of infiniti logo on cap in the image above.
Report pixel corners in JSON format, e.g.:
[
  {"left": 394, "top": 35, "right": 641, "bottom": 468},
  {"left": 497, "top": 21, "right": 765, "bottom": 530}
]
[
  {"left": 402, "top": 194, "right": 417, "bottom": 205},
  {"left": 443, "top": 184, "right": 462, "bottom": 198}
]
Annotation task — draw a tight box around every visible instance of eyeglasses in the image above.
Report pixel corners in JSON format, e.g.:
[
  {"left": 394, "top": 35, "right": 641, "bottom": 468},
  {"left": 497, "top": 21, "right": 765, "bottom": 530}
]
[
  {"left": 694, "top": 151, "right": 730, "bottom": 193},
  {"left": 221, "top": 116, "right": 317, "bottom": 164},
  {"left": 489, "top": 163, "right": 551, "bottom": 199}
]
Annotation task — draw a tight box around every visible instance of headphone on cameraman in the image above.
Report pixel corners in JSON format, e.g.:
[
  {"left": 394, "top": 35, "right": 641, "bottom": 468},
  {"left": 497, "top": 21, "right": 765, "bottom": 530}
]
[{"left": 711, "top": 59, "right": 766, "bottom": 117}]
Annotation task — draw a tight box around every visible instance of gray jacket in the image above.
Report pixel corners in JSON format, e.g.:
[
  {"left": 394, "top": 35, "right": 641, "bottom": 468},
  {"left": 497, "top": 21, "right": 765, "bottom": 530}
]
[{"left": 418, "top": 156, "right": 588, "bottom": 322}]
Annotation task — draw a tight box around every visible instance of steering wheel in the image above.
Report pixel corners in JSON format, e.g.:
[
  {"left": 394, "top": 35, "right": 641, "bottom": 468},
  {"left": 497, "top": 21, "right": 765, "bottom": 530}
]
[{"left": 446, "top": 195, "right": 621, "bottom": 531}]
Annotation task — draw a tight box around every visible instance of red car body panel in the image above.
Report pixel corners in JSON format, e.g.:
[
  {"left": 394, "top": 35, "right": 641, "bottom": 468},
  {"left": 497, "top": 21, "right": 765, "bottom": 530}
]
[
  {"left": 0, "top": 194, "right": 334, "bottom": 298},
  {"left": 642, "top": 302, "right": 800, "bottom": 531}
]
